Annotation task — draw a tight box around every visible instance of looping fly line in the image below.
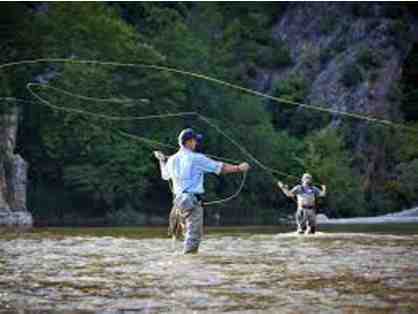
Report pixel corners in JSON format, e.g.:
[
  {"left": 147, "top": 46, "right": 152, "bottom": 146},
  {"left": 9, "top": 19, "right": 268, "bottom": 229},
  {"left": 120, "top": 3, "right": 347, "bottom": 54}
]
[
  {"left": 0, "top": 95, "right": 250, "bottom": 206},
  {"left": 1, "top": 58, "right": 417, "bottom": 205},
  {"left": 25, "top": 83, "right": 297, "bottom": 205},
  {"left": 2, "top": 58, "right": 417, "bottom": 133},
  {"left": 26, "top": 82, "right": 299, "bottom": 178}
]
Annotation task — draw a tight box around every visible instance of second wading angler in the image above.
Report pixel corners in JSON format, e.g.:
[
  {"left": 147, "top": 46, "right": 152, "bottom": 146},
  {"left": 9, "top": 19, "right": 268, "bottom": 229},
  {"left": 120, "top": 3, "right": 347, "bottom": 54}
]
[
  {"left": 278, "top": 173, "right": 326, "bottom": 234},
  {"left": 154, "top": 128, "right": 250, "bottom": 254}
]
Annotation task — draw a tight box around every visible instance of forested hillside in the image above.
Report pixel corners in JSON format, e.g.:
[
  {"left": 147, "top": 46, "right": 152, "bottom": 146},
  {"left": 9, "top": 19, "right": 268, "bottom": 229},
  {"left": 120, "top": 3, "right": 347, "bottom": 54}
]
[{"left": 1, "top": 3, "right": 418, "bottom": 226}]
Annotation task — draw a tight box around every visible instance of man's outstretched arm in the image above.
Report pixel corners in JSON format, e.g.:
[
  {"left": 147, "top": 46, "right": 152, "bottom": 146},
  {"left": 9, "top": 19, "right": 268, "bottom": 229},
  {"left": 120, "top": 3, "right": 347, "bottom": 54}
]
[
  {"left": 278, "top": 181, "right": 295, "bottom": 198},
  {"left": 194, "top": 153, "right": 250, "bottom": 175},
  {"left": 221, "top": 162, "right": 250, "bottom": 174}
]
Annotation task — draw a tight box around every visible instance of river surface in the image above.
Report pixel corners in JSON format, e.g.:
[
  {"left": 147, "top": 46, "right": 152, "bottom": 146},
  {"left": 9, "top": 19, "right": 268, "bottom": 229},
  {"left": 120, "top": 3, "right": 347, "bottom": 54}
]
[{"left": 1, "top": 225, "right": 418, "bottom": 313}]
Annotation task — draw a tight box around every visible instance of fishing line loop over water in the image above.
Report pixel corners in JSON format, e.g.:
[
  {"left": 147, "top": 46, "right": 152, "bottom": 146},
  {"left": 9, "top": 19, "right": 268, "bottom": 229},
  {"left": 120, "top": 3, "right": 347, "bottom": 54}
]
[{"left": 1, "top": 58, "right": 417, "bottom": 204}]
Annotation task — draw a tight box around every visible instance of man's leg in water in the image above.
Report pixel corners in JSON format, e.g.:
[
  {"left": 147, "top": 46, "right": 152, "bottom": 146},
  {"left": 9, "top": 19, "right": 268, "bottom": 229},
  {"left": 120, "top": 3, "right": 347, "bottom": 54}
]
[
  {"left": 305, "top": 209, "right": 317, "bottom": 234},
  {"left": 168, "top": 205, "right": 187, "bottom": 240},
  {"left": 168, "top": 205, "right": 177, "bottom": 237},
  {"left": 295, "top": 208, "right": 306, "bottom": 234},
  {"left": 183, "top": 202, "right": 204, "bottom": 254}
]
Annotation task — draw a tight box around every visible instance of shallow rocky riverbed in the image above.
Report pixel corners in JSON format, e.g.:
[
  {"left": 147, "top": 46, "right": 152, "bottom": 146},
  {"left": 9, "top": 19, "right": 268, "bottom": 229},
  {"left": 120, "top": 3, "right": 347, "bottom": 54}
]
[{"left": 1, "top": 227, "right": 418, "bottom": 313}]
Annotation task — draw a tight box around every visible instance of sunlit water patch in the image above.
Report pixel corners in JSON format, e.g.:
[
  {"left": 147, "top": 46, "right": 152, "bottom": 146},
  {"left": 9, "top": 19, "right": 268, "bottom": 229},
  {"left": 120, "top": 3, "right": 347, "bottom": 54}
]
[{"left": 1, "top": 226, "right": 418, "bottom": 313}]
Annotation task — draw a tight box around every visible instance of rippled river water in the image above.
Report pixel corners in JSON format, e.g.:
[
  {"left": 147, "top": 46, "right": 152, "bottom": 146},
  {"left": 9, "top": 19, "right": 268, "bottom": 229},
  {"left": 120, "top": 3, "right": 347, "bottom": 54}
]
[{"left": 1, "top": 225, "right": 418, "bottom": 313}]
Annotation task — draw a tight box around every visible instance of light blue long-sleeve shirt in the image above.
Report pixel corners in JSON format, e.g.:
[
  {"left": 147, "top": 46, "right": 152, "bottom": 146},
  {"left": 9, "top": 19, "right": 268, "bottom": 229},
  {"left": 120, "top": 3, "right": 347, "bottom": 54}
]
[{"left": 160, "top": 147, "right": 223, "bottom": 196}]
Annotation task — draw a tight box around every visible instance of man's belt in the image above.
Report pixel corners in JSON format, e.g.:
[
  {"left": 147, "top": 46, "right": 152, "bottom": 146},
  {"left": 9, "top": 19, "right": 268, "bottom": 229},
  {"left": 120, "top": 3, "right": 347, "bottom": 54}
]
[
  {"left": 183, "top": 191, "right": 203, "bottom": 202},
  {"left": 302, "top": 205, "right": 315, "bottom": 210}
]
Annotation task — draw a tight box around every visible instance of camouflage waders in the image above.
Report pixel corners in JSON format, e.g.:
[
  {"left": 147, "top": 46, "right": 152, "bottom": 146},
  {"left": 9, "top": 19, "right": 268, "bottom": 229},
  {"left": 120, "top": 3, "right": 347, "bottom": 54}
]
[
  {"left": 168, "top": 194, "right": 203, "bottom": 254},
  {"left": 295, "top": 207, "right": 316, "bottom": 234}
]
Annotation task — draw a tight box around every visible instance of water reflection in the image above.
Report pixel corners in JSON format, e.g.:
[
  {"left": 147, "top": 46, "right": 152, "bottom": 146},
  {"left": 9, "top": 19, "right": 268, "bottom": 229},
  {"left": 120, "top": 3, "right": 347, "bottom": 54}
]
[{"left": 1, "top": 227, "right": 418, "bottom": 313}]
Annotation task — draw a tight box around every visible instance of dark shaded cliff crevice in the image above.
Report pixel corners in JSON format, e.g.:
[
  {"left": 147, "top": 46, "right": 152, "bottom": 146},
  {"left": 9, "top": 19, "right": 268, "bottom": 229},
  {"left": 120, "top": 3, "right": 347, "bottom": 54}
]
[{"left": 401, "top": 42, "right": 418, "bottom": 122}]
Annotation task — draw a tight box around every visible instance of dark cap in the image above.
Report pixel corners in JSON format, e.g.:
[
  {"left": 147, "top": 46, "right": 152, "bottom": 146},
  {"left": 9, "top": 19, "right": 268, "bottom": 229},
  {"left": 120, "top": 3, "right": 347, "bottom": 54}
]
[{"left": 178, "top": 128, "right": 200, "bottom": 146}]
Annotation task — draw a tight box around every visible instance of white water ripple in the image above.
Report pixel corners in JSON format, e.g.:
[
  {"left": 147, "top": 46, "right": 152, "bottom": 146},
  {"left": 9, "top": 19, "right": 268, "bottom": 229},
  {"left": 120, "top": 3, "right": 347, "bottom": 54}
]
[{"left": 1, "top": 231, "right": 418, "bottom": 313}]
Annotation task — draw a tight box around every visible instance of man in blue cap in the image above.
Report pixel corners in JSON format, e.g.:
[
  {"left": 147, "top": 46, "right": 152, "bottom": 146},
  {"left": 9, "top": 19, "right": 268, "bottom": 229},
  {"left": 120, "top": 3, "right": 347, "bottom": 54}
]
[{"left": 154, "top": 128, "right": 250, "bottom": 254}]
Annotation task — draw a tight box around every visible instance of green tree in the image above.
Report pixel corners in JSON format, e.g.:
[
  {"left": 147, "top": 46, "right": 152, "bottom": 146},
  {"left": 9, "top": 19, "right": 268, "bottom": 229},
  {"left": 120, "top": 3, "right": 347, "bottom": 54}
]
[
  {"left": 303, "top": 129, "right": 366, "bottom": 218},
  {"left": 21, "top": 3, "right": 187, "bottom": 221}
]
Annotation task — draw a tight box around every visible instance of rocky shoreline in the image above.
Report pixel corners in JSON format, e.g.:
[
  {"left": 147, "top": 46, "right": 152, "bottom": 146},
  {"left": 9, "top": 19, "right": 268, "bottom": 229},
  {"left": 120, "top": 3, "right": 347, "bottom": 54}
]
[
  {"left": 317, "top": 208, "right": 418, "bottom": 224},
  {"left": 0, "top": 210, "right": 33, "bottom": 226}
]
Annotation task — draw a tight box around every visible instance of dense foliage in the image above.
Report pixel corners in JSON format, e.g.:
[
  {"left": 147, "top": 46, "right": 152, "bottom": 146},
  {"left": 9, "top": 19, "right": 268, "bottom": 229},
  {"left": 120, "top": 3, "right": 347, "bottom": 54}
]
[{"left": 1, "top": 3, "right": 417, "bottom": 225}]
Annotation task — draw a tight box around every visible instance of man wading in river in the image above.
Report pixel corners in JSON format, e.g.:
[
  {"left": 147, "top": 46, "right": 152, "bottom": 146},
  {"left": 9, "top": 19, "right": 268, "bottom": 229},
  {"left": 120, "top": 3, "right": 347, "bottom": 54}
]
[
  {"left": 278, "top": 173, "right": 326, "bottom": 234},
  {"left": 154, "top": 128, "right": 250, "bottom": 254}
]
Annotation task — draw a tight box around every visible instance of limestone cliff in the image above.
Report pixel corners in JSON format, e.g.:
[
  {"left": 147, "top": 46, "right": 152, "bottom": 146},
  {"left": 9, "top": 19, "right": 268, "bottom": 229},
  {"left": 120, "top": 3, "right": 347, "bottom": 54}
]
[
  {"left": 252, "top": 3, "right": 418, "bottom": 194},
  {"left": 0, "top": 105, "right": 32, "bottom": 226}
]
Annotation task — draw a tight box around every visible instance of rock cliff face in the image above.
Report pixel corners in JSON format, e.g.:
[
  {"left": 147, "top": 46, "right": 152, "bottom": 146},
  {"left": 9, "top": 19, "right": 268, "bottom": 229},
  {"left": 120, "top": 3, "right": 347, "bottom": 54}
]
[
  {"left": 283, "top": 5, "right": 415, "bottom": 114},
  {"left": 0, "top": 106, "right": 32, "bottom": 226},
  {"left": 252, "top": 3, "right": 418, "bottom": 192},
  {"left": 260, "top": 4, "right": 418, "bottom": 117}
]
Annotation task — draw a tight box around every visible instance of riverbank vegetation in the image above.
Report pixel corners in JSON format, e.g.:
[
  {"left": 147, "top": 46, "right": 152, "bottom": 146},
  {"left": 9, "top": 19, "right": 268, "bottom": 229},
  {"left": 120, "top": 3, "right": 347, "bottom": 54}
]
[{"left": 1, "top": 3, "right": 417, "bottom": 225}]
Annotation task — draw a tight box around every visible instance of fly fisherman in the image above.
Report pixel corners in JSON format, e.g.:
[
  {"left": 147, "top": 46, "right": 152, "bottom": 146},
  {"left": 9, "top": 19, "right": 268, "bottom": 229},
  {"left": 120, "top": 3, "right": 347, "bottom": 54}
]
[
  {"left": 154, "top": 128, "right": 250, "bottom": 254},
  {"left": 278, "top": 173, "right": 326, "bottom": 234}
]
